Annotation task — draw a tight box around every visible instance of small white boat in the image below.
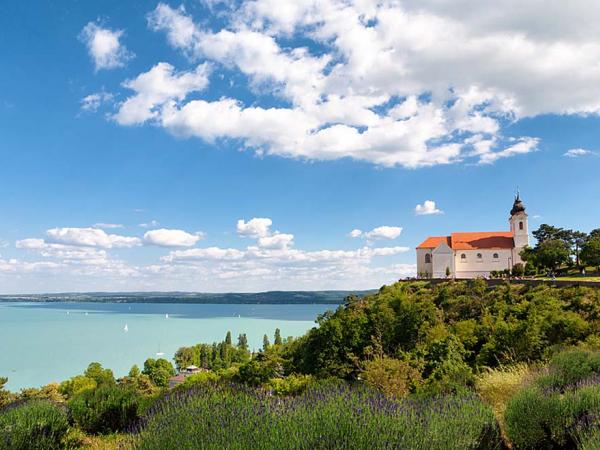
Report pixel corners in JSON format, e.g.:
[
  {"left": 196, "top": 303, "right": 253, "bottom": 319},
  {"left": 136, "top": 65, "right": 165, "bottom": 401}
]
[
  {"left": 165, "top": 313, "right": 169, "bottom": 319},
  {"left": 156, "top": 352, "right": 165, "bottom": 357},
  {"left": 124, "top": 323, "right": 129, "bottom": 333}
]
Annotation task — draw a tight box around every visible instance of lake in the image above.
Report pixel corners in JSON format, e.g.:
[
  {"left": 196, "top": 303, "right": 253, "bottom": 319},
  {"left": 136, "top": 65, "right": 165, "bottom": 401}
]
[{"left": 0, "top": 302, "right": 334, "bottom": 391}]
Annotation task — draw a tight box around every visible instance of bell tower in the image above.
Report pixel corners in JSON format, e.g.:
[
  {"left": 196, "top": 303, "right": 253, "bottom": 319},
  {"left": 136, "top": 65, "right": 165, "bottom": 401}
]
[{"left": 509, "top": 192, "right": 529, "bottom": 253}]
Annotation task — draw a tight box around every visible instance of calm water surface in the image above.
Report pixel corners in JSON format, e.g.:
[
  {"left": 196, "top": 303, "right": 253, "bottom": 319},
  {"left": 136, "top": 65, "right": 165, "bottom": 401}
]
[{"left": 0, "top": 302, "right": 333, "bottom": 391}]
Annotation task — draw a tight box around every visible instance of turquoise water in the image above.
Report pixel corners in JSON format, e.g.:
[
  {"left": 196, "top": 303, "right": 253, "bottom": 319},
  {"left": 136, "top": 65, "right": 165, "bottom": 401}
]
[{"left": 0, "top": 302, "right": 333, "bottom": 391}]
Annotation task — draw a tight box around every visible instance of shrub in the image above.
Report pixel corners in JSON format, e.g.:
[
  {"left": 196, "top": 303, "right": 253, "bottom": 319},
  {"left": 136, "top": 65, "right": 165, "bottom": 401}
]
[
  {"left": 68, "top": 384, "right": 141, "bottom": 434},
  {"left": 0, "top": 399, "right": 69, "bottom": 450},
  {"left": 536, "top": 348, "right": 600, "bottom": 391},
  {"left": 266, "top": 374, "right": 314, "bottom": 396},
  {"left": 505, "top": 386, "right": 567, "bottom": 448},
  {"left": 361, "top": 357, "right": 421, "bottom": 397},
  {"left": 505, "top": 383, "right": 600, "bottom": 449},
  {"left": 238, "top": 353, "right": 284, "bottom": 386},
  {"left": 475, "top": 363, "right": 532, "bottom": 420}
]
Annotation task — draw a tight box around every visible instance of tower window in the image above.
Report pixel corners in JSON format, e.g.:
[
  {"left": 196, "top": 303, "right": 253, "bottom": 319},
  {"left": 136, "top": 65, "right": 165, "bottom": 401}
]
[
  {"left": 461, "top": 254, "right": 466, "bottom": 260},
  {"left": 493, "top": 253, "right": 499, "bottom": 259},
  {"left": 425, "top": 254, "right": 431, "bottom": 264},
  {"left": 477, "top": 253, "right": 483, "bottom": 259},
  {"left": 519, "top": 221, "right": 524, "bottom": 230}
]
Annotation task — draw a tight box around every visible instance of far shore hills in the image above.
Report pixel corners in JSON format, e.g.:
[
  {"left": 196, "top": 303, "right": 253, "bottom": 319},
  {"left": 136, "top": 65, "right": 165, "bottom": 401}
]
[{"left": 0, "top": 290, "right": 376, "bottom": 304}]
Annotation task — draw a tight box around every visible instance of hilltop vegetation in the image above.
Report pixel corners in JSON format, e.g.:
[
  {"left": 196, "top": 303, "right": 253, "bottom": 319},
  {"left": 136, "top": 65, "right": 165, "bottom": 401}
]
[{"left": 3, "top": 280, "right": 600, "bottom": 449}]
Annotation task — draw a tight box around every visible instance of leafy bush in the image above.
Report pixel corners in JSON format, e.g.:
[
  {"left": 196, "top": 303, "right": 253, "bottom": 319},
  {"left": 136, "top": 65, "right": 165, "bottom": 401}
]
[
  {"left": 505, "top": 383, "right": 600, "bottom": 449},
  {"left": 135, "top": 382, "right": 500, "bottom": 450},
  {"left": 536, "top": 348, "right": 600, "bottom": 391},
  {"left": 266, "top": 374, "right": 314, "bottom": 396},
  {"left": 237, "top": 353, "right": 284, "bottom": 386},
  {"left": 0, "top": 399, "right": 69, "bottom": 450},
  {"left": 68, "top": 384, "right": 141, "bottom": 434},
  {"left": 361, "top": 357, "right": 421, "bottom": 397},
  {"left": 505, "top": 386, "right": 567, "bottom": 448}
]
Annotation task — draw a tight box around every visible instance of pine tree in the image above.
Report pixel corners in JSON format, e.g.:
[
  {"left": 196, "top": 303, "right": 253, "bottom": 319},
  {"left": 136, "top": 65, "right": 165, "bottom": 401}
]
[
  {"left": 225, "top": 331, "right": 232, "bottom": 346},
  {"left": 238, "top": 333, "right": 248, "bottom": 351},
  {"left": 274, "top": 328, "right": 282, "bottom": 345},
  {"left": 263, "top": 334, "right": 270, "bottom": 351}
]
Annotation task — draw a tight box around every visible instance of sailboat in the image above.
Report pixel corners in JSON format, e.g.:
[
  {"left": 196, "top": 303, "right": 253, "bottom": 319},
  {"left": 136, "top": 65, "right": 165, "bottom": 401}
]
[
  {"left": 165, "top": 313, "right": 169, "bottom": 319},
  {"left": 156, "top": 342, "right": 164, "bottom": 357},
  {"left": 124, "top": 323, "right": 129, "bottom": 333}
]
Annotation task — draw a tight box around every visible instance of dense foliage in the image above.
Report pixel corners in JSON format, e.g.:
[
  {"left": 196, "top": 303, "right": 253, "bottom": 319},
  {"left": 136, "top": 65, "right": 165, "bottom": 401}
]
[
  {"left": 134, "top": 381, "right": 500, "bottom": 450},
  {"left": 521, "top": 224, "right": 600, "bottom": 272},
  {"left": 174, "top": 332, "right": 251, "bottom": 371},
  {"left": 0, "top": 400, "right": 69, "bottom": 450},
  {"left": 285, "top": 281, "right": 599, "bottom": 394}
]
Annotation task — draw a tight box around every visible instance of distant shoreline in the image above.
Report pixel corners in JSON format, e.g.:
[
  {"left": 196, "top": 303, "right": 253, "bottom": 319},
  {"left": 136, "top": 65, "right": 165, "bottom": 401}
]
[{"left": 0, "top": 290, "right": 376, "bottom": 305}]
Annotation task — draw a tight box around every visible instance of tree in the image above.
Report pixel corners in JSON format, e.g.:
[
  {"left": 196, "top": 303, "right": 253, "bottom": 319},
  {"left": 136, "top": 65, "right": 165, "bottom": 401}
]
[
  {"left": 535, "top": 239, "right": 571, "bottom": 271},
  {"left": 445, "top": 267, "right": 451, "bottom": 278},
  {"left": 512, "top": 263, "right": 524, "bottom": 277},
  {"left": 263, "top": 334, "right": 270, "bottom": 351},
  {"left": 128, "top": 365, "right": 141, "bottom": 378},
  {"left": 142, "top": 358, "right": 175, "bottom": 388},
  {"left": 84, "top": 362, "right": 115, "bottom": 387},
  {"left": 238, "top": 333, "right": 248, "bottom": 351},
  {"left": 0, "top": 377, "right": 15, "bottom": 408},
  {"left": 274, "top": 328, "right": 283, "bottom": 346},
  {"left": 225, "top": 331, "right": 232, "bottom": 346},
  {"left": 571, "top": 231, "right": 588, "bottom": 267},
  {"left": 581, "top": 236, "right": 600, "bottom": 270},
  {"left": 533, "top": 224, "right": 566, "bottom": 244}
]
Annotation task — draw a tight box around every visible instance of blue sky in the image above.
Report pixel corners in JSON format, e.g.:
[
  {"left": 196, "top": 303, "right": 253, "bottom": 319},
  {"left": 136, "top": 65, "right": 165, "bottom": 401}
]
[{"left": 1, "top": 0, "right": 599, "bottom": 293}]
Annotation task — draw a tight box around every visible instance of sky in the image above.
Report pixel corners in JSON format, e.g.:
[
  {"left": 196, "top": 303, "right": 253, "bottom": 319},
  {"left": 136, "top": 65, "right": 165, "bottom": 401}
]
[{"left": 0, "top": 0, "right": 599, "bottom": 294}]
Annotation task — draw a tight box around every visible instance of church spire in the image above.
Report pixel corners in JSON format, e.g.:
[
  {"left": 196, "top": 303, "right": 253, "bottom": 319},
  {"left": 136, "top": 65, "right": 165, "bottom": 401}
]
[{"left": 510, "top": 191, "right": 526, "bottom": 216}]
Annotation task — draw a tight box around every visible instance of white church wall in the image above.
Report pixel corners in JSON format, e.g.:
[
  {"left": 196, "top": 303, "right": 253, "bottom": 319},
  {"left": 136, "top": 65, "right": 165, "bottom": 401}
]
[{"left": 454, "top": 249, "right": 513, "bottom": 278}]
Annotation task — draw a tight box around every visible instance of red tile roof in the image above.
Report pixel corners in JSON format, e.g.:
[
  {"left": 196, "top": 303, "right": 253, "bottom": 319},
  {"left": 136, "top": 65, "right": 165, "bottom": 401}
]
[
  {"left": 417, "top": 232, "right": 514, "bottom": 250},
  {"left": 451, "top": 232, "right": 514, "bottom": 250},
  {"left": 416, "top": 236, "right": 452, "bottom": 249}
]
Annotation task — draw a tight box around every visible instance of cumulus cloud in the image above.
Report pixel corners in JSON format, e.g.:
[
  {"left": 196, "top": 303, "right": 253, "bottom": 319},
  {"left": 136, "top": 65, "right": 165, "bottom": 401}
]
[
  {"left": 364, "top": 226, "right": 403, "bottom": 240},
  {"left": 79, "top": 22, "right": 133, "bottom": 71},
  {"left": 8, "top": 217, "right": 415, "bottom": 292},
  {"left": 45, "top": 227, "right": 141, "bottom": 248},
  {"left": 415, "top": 200, "right": 443, "bottom": 216},
  {"left": 143, "top": 228, "right": 204, "bottom": 247},
  {"left": 348, "top": 229, "right": 363, "bottom": 238},
  {"left": 104, "top": 1, "right": 600, "bottom": 167},
  {"left": 237, "top": 218, "right": 272, "bottom": 238},
  {"left": 113, "top": 62, "right": 211, "bottom": 125},
  {"left": 564, "top": 148, "right": 594, "bottom": 158}
]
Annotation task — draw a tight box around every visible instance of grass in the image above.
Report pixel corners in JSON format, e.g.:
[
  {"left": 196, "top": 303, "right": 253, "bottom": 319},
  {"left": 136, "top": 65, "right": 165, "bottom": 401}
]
[{"left": 133, "top": 381, "right": 501, "bottom": 450}]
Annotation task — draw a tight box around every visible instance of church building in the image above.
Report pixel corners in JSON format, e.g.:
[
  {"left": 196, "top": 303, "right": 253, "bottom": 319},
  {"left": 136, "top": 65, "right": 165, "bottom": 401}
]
[{"left": 416, "top": 195, "right": 529, "bottom": 279}]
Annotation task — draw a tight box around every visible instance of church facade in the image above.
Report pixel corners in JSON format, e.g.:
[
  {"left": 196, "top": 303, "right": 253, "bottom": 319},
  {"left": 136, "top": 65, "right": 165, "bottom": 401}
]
[{"left": 416, "top": 195, "right": 529, "bottom": 279}]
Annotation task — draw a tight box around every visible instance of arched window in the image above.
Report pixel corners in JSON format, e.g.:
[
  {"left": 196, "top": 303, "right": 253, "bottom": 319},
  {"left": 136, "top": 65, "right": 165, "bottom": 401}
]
[
  {"left": 477, "top": 253, "right": 483, "bottom": 259},
  {"left": 425, "top": 254, "right": 431, "bottom": 264},
  {"left": 493, "top": 253, "right": 499, "bottom": 259},
  {"left": 519, "top": 221, "right": 524, "bottom": 230},
  {"left": 461, "top": 253, "right": 466, "bottom": 260}
]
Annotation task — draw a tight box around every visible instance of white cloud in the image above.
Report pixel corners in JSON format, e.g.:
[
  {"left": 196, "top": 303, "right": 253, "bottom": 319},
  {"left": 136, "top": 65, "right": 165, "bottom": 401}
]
[
  {"left": 415, "top": 200, "right": 443, "bottom": 216},
  {"left": 236, "top": 218, "right": 272, "bottom": 238},
  {"left": 348, "top": 229, "right": 363, "bottom": 238},
  {"left": 79, "top": 22, "right": 133, "bottom": 71},
  {"left": 81, "top": 92, "right": 114, "bottom": 112},
  {"left": 104, "top": 1, "right": 600, "bottom": 167},
  {"left": 45, "top": 227, "right": 141, "bottom": 248},
  {"left": 564, "top": 148, "right": 594, "bottom": 158},
  {"left": 364, "top": 226, "right": 403, "bottom": 240},
  {"left": 8, "top": 218, "right": 413, "bottom": 293},
  {"left": 257, "top": 233, "right": 294, "bottom": 250},
  {"left": 93, "top": 223, "right": 123, "bottom": 229},
  {"left": 113, "top": 62, "right": 211, "bottom": 125},
  {"left": 143, "top": 228, "right": 204, "bottom": 247},
  {"left": 139, "top": 220, "right": 160, "bottom": 228}
]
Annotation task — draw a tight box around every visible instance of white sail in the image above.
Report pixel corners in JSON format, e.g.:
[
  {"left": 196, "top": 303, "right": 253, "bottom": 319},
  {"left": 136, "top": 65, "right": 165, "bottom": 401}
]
[{"left": 124, "top": 323, "right": 128, "bottom": 332}]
